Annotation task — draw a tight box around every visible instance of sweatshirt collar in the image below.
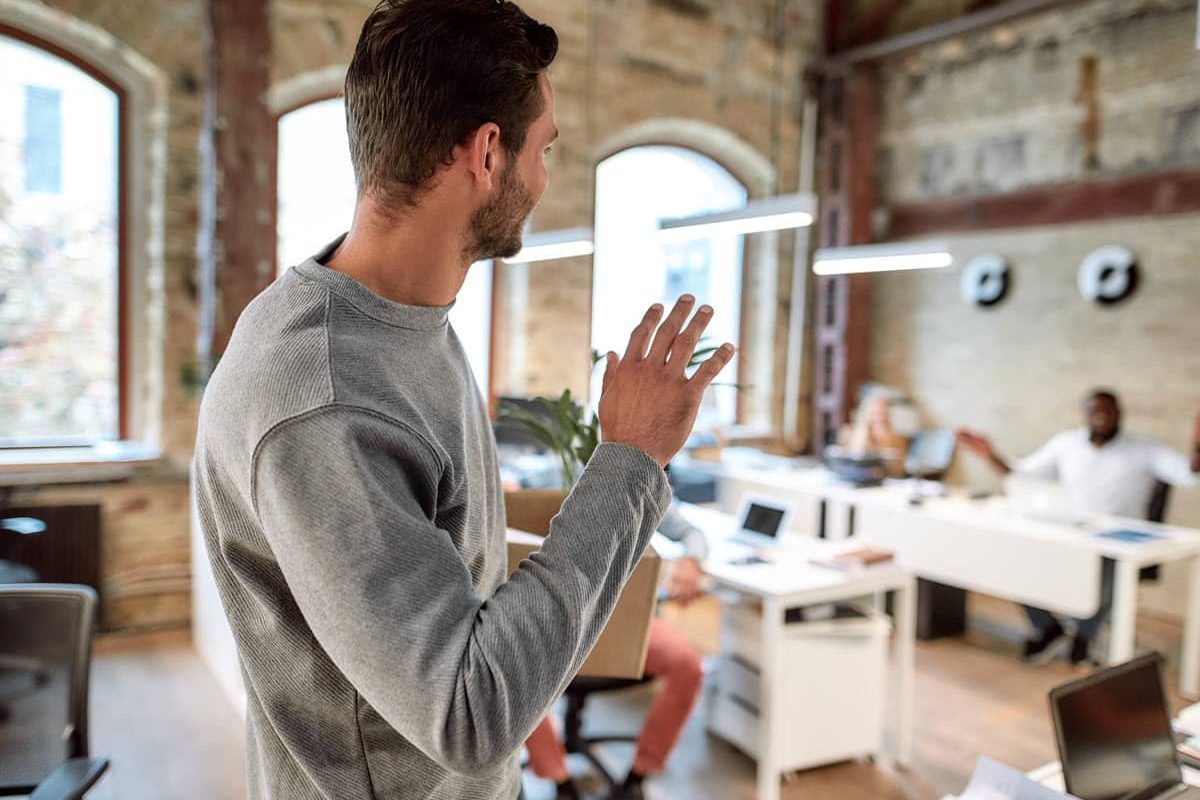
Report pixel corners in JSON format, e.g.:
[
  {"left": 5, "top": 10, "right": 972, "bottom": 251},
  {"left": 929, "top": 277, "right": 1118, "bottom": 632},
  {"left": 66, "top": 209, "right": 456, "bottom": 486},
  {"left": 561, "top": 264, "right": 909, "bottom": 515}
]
[{"left": 294, "top": 235, "right": 455, "bottom": 331}]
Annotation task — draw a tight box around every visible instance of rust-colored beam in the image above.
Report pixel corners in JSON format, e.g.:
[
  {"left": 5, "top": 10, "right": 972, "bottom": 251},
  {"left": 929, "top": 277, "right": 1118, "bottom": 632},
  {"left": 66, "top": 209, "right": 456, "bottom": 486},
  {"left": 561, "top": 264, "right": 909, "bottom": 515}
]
[
  {"left": 817, "top": 0, "right": 1077, "bottom": 71},
  {"left": 198, "top": 0, "right": 275, "bottom": 369},
  {"left": 811, "top": 66, "right": 879, "bottom": 450},
  {"left": 888, "top": 170, "right": 1200, "bottom": 238},
  {"left": 845, "top": 0, "right": 906, "bottom": 50}
]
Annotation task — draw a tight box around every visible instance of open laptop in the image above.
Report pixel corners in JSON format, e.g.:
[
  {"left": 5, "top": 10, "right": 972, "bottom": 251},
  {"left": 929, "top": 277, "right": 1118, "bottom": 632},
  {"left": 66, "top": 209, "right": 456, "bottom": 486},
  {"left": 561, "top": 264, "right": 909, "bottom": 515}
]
[
  {"left": 729, "top": 494, "right": 794, "bottom": 550},
  {"left": 1050, "top": 653, "right": 1200, "bottom": 800},
  {"left": 1005, "top": 474, "right": 1089, "bottom": 527}
]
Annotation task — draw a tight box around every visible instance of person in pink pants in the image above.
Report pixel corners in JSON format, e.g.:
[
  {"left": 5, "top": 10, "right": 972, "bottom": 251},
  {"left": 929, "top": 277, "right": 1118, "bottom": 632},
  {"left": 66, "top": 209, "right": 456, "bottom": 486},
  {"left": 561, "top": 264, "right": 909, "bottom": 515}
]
[{"left": 524, "top": 503, "right": 708, "bottom": 800}]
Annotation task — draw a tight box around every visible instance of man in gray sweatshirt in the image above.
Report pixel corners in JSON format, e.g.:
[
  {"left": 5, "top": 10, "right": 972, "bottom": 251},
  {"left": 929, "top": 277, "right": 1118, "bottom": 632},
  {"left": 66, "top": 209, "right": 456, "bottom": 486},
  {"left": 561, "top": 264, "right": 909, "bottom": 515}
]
[{"left": 192, "top": 1, "right": 735, "bottom": 798}]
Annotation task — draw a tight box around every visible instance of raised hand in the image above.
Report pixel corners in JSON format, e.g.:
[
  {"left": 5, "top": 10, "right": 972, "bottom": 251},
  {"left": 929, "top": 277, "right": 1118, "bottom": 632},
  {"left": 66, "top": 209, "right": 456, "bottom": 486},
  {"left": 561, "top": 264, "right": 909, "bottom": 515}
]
[
  {"left": 598, "top": 296, "right": 736, "bottom": 468},
  {"left": 955, "top": 428, "right": 996, "bottom": 461}
]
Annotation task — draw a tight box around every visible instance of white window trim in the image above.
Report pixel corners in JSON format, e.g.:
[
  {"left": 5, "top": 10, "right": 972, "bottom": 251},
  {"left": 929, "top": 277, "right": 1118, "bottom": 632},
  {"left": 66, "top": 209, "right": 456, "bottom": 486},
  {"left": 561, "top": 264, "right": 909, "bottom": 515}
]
[{"left": 593, "top": 119, "right": 781, "bottom": 432}]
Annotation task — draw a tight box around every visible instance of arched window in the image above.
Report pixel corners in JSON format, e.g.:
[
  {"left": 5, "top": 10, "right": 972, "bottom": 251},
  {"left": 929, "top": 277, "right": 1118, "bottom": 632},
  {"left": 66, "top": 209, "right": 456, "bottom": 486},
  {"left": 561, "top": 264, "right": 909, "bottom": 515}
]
[
  {"left": 275, "top": 95, "right": 494, "bottom": 396},
  {"left": 0, "top": 31, "right": 123, "bottom": 446},
  {"left": 591, "top": 146, "right": 748, "bottom": 430}
]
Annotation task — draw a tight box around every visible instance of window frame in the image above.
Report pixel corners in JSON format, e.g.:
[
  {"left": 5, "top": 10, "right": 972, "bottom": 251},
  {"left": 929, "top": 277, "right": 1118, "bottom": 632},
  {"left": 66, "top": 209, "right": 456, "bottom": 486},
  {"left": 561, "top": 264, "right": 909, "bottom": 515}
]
[
  {"left": 0, "top": 22, "right": 131, "bottom": 445},
  {"left": 591, "top": 142, "right": 753, "bottom": 425}
]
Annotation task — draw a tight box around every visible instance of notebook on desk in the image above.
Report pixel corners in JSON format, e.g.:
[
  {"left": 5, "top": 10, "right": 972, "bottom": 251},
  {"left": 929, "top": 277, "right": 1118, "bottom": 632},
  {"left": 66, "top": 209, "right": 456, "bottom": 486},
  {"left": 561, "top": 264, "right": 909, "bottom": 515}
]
[{"left": 1093, "top": 529, "right": 1168, "bottom": 544}]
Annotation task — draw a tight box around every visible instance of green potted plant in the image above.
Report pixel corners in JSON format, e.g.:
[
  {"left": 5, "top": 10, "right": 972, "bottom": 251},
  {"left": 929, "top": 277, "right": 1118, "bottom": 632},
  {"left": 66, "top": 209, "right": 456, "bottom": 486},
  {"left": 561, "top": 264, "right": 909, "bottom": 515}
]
[{"left": 496, "top": 341, "right": 745, "bottom": 533}]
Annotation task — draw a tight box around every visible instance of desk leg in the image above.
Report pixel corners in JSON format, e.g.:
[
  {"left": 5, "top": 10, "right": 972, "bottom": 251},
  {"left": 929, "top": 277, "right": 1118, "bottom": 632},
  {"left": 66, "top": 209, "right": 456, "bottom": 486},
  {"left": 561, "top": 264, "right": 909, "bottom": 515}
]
[
  {"left": 1182, "top": 556, "right": 1200, "bottom": 698},
  {"left": 758, "top": 597, "right": 783, "bottom": 800},
  {"left": 892, "top": 577, "right": 916, "bottom": 769},
  {"left": 1108, "top": 560, "right": 1140, "bottom": 666},
  {"left": 826, "top": 499, "right": 853, "bottom": 540}
]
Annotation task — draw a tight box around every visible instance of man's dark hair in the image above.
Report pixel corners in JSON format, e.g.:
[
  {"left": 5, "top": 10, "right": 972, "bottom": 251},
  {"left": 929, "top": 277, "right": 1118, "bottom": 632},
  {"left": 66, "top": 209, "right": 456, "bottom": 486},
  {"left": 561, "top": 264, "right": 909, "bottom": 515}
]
[
  {"left": 345, "top": 0, "right": 558, "bottom": 210},
  {"left": 1085, "top": 388, "right": 1121, "bottom": 407}
]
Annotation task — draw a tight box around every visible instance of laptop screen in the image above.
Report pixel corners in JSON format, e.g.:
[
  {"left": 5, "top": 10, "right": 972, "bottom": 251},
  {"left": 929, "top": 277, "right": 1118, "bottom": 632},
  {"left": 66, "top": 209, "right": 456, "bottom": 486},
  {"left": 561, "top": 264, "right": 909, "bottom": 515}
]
[
  {"left": 741, "top": 503, "right": 785, "bottom": 539},
  {"left": 1054, "top": 657, "right": 1180, "bottom": 800}
]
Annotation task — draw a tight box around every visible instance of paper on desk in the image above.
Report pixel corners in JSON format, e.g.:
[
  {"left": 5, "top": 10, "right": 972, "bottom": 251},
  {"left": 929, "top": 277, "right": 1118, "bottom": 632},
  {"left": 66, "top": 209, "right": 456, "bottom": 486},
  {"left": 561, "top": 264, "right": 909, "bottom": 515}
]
[
  {"left": 956, "top": 757, "right": 1078, "bottom": 800},
  {"left": 1177, "top": 702, "right": 1200, "bottom": 737}
]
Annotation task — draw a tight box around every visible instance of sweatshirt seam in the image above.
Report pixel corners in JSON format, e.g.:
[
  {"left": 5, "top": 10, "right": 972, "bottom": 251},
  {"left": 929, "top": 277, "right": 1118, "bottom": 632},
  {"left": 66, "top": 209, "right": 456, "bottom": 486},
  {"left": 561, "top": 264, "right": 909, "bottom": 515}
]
[
  {"left": 294, "top": 270, "right": 449, "bottom": 332},
  {"left": 323, "top": 290, "right": 336, "bottom": 403},
  {"left": 352, "top": 689, "right": 380, "bottom": 800},
  {"left": 249, "top": 403, "right": 448, "bottom": 519}
]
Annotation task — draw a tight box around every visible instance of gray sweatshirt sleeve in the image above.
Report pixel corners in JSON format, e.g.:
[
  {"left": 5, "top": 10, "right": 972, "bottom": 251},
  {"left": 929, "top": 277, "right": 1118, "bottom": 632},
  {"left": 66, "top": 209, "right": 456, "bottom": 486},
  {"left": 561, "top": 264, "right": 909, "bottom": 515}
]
[
  {"left": 657, "top": 502, "right": 709, "bottom": 561},
  {"left": 251, "top": 406, "right": 670, "bottom": 775}
]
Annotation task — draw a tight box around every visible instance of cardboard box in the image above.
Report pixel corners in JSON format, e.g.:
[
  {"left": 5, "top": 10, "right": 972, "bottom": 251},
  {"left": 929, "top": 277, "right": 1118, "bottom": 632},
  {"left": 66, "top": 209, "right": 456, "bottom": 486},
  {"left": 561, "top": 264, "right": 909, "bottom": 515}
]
[{"left": 504, "top": 490, "right": 661, "bottom": 679}]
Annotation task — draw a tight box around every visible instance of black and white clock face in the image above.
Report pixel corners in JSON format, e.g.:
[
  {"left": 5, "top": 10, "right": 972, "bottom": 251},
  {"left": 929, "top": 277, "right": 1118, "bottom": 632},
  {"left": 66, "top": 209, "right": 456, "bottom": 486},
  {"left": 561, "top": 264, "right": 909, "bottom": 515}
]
[
  {"left": 961, "top": 253, "right": 1010, "bottom": 308},
  {"left": 1078, "top": 245, "right": 1139, "bottom": 305}
]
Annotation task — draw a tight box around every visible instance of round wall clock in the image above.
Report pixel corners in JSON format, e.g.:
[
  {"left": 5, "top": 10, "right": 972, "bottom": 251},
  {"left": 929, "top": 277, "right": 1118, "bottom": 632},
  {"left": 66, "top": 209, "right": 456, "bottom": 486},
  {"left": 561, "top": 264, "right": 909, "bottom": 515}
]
[
  {"left": 961, "top": 253, "right": 1010, "bottom": 308},
  {"left": 1078, "top": 245, "right": 1139, "bottom": 305}
]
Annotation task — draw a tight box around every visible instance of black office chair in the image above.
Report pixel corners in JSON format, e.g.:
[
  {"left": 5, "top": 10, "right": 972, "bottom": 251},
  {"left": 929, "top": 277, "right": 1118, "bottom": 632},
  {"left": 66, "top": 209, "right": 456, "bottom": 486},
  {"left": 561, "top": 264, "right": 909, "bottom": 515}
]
[
  {"left": 0, "top": 516, "right": 45, "bottom": 585},
  {"left": 519, "top": 675, "right": 656, "bottom": 799},
  {"left": 556, "top": 676, "right": 655, "bottom": 788},
  {"left": 0, "top": 584, "right": 109, "bottom": 800},
  {"left": 1140, "top": 481, "right": 1170, "bottom": 582}
]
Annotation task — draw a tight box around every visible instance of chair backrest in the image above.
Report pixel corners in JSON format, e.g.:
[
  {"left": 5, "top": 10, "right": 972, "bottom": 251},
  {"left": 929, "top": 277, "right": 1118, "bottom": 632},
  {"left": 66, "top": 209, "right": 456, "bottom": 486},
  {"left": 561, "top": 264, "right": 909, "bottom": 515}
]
[
  {"left": 1147, "top": 480, "right": 1171, "bottom": 524},
  {"left": 0, "top": 584, "right": 97, "bottom": 791}
]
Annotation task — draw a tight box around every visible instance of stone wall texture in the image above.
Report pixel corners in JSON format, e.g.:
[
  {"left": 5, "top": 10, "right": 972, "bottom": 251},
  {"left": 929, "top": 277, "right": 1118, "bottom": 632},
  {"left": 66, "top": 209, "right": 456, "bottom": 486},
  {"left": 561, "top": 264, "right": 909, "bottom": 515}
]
[
  {"left": 867, "top": 0, "right": 1200, "bottom": 618},
  {"left": 2, "top": 0, "right": 823, "bottom": 629},
  {"left": 270, "top": 0, "right": 824, "bottom": 435}
]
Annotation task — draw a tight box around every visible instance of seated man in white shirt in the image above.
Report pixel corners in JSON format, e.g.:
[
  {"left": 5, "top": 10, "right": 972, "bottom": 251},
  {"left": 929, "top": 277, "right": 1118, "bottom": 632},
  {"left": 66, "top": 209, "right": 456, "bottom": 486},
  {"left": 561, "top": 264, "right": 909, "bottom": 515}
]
[{"left": 957, "top": 389, "right": 1200, "bottom": 665}]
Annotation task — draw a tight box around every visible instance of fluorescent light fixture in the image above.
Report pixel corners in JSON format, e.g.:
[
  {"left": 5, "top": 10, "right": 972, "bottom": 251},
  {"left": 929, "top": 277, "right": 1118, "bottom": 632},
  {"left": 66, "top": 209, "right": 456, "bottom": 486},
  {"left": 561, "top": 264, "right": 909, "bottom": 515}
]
[
  {"left": 503, "top": 226, "right": 594, "bottom": 264},
  {"left": 656, "top": 193, "right": 816, "bottom": 244},
  {"left": 813, "top": 240, "right": 953, "bottom": 276}
]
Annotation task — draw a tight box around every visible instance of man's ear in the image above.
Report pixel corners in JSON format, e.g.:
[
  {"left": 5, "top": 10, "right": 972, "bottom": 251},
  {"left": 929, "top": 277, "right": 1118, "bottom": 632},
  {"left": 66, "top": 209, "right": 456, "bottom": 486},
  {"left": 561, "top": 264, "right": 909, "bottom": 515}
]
[{"left": 466, "top": 122, "right": 503, "bottom": 191}]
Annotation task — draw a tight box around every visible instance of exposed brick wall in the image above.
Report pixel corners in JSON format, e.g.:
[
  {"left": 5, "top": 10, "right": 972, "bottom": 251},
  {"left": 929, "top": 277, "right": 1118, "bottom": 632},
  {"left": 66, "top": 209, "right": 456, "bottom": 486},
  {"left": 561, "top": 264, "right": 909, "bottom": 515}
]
[
  {"left": 876, "top": 0, "right": 1200, "bottom": 204},
  {"left": 2, "top": 0, "right": 823, "bottom": 630},
  {"left": 868, "top": 0, "right": 1200, "bottom": 618},
  {"left": 269, "top": 0, "right": 824, "bottom": 434}
]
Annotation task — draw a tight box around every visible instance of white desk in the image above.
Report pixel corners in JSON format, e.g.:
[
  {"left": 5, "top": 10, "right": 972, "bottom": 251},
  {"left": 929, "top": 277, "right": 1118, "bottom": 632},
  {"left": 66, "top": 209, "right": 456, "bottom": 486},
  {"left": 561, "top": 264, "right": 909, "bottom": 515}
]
[
  {"left": 940, "top": 762, "right": 1200, "bottom": 800},
  {"left": 691, "top": 458, "right": 1200, "bottom": 697},
  {"left": 678, "top": 504, "right": 916, "bottom": 800},
  {"left": 1031, "top": 762, "right": 1200, "bottom": 791},
  {"left": 851, "top": 490, "right": 1200, "bottom": 696}
]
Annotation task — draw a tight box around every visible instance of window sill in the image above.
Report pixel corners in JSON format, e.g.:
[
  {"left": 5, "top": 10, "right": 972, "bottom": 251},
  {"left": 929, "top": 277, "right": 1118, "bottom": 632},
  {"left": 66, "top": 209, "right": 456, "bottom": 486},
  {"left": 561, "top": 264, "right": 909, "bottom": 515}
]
[{"left": 0, "top": 442, "right": 162, "bottom": 487}]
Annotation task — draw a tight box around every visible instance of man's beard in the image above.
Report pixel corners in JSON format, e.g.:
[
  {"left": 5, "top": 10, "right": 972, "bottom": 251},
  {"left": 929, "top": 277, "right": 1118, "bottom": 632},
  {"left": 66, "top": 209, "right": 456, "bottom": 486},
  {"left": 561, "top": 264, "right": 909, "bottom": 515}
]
[{"left": 465, "top": 159, "right": 535, "bottom": 263}]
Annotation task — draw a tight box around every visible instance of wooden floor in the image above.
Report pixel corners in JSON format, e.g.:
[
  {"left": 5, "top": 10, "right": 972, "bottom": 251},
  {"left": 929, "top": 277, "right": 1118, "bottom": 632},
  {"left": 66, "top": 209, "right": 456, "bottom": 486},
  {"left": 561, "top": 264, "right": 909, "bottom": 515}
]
[{"left": 80, "top": 596, "right": 1192, "bottom": 800}]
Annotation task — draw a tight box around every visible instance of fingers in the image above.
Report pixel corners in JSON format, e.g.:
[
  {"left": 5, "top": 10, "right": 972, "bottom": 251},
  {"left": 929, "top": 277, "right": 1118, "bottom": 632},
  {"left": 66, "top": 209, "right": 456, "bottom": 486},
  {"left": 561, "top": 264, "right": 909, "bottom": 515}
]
[
  {"left": 669, "top": 304, "right": 714, "bottom": 372},
  {"left": 601, "top": 351, "right": 618, "bottom": 395},
  {"left": 623, "top": 304, "right": 664, "bottom": 362},
  {"left": 688, "top": 342, "right": 736, "bottom": 389},
  {"left": 646, "top": 295, "right": 695, "bottom": 364}
]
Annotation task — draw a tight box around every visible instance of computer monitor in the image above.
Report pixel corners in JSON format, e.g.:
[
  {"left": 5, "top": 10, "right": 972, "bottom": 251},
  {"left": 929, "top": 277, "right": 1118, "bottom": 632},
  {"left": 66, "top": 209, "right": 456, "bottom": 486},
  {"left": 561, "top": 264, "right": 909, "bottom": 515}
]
[
  {"left": 733, "top": 495, "right": 794, "bottom": 548},
  {"left": 1050, "top": 653, "right": 1183, "bottom": 800}
]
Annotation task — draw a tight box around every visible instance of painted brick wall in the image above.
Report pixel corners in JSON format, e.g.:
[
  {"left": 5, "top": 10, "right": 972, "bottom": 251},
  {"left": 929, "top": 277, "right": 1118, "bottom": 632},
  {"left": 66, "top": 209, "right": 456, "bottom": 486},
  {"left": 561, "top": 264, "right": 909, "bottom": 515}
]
[
  {"left": 269, "top": 0, "right": 824, "bottom": 434},
  {"left": 868, "top": 0, "right": 1200, "bottom": 618}
]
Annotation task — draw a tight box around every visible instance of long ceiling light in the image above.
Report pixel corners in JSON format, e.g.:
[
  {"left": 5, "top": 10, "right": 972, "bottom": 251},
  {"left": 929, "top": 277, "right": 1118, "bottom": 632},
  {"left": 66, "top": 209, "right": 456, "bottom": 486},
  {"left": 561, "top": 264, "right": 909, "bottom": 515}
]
[
  {"left": 503, "top": 226, "right": 594, "bottom": 264},
  {"left": 656, "top": 193, "right": 817, "bottom": 244},
  {"left": 813, "top": 240, "right": 954, "bottom": 276}
]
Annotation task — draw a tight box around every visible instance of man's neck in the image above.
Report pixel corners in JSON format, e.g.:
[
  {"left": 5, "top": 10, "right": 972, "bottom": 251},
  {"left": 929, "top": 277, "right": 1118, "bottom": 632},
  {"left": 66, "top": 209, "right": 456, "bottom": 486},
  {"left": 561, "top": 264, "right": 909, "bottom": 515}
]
[
  {"left": 1089, "top": 430, "right": 1118, "bottom": 448},
  {"left": 326, "top": 198, "right": 470, "bottom": 307}
]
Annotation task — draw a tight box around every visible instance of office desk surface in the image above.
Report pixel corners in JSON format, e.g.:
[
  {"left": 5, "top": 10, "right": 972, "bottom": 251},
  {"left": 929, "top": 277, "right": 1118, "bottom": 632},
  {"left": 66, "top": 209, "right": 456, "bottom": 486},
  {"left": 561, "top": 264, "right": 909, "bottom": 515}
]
[
  {"left": 675, "top": 502, "right": 916, "bottom": 800},
  {"left": 851, "top": 489, "right": 1200, "bottom": 566},
  {"left": 679, "top": 502, "right": 912, "bottom": 601}
]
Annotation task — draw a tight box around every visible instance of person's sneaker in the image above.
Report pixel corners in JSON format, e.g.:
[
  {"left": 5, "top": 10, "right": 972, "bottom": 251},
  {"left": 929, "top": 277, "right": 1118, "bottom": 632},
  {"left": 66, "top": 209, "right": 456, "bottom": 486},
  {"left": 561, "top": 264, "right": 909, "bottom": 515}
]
[
  {"left": 1022, "top": 620, "right": 1067, "bottom": 665},
  {"left": 604, "top": 783, "right": 645, "bottom": 800},
  {"left": 1068, "top": 634, "right": 1095, "bottom": 666},
  {"left": 555, "top": 778, "right": 581, "bottom": 800}
]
